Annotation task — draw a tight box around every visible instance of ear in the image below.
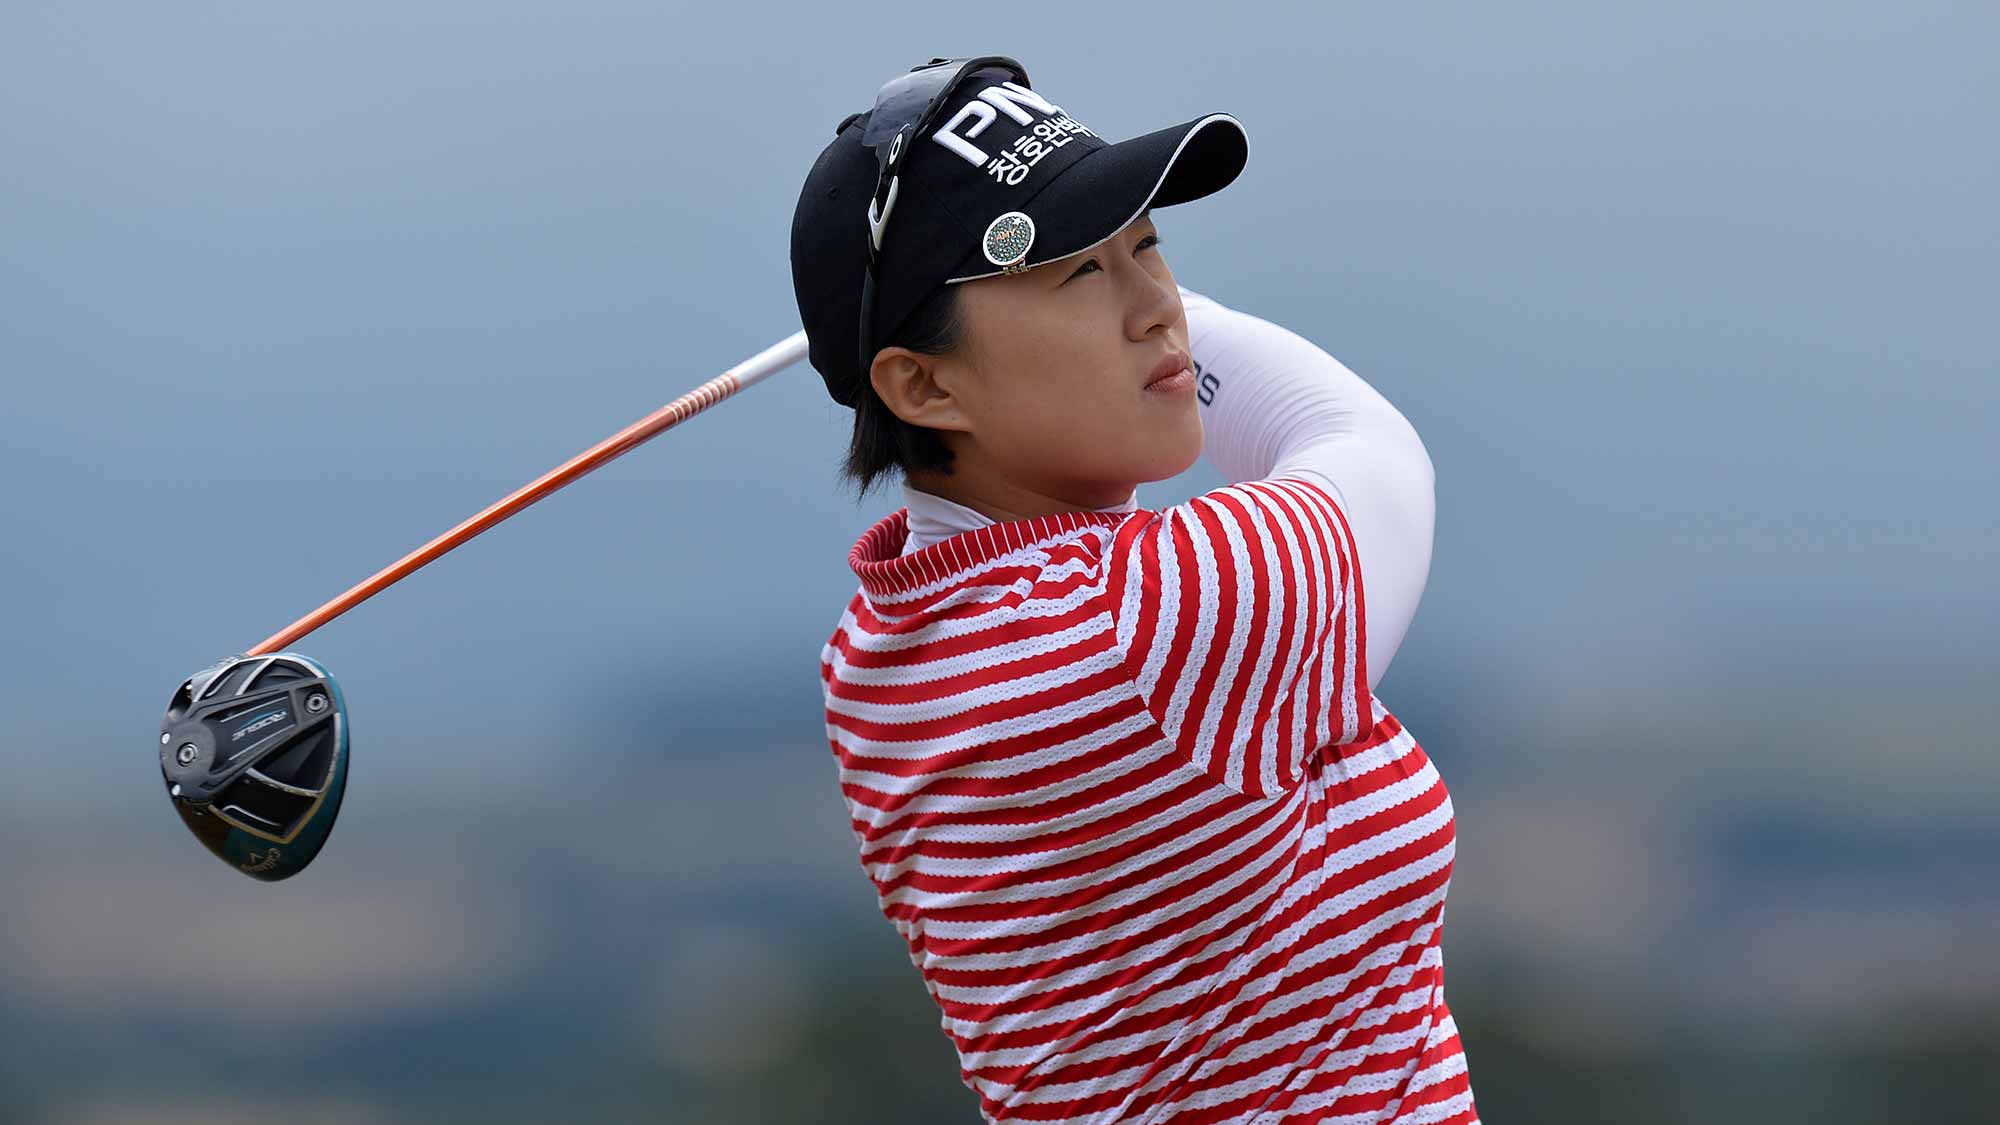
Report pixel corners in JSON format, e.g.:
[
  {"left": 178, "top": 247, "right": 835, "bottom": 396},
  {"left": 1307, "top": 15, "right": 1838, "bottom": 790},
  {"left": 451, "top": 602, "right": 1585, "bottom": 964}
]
[{"left": 869, "top": 347, "right": 973, "bottom": 434}]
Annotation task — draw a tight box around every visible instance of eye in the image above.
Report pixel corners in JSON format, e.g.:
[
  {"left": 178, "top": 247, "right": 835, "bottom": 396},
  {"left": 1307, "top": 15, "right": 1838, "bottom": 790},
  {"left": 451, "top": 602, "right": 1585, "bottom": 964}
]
[{"left": 1064, "top": 234, "right": 1164, "bottom": 281}]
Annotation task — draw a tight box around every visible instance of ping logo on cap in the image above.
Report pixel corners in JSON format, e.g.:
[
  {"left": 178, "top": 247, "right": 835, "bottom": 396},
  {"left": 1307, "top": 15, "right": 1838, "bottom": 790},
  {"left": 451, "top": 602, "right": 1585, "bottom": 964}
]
[
  {"left": 931, "top": 80, "right": 1099, "bottom": 188},
  {"left": 932, "top": 82, "right": 1061, "bottom": 165},
  {"left": 983, "top": 212, "right": 1035, "bottom": 268}
]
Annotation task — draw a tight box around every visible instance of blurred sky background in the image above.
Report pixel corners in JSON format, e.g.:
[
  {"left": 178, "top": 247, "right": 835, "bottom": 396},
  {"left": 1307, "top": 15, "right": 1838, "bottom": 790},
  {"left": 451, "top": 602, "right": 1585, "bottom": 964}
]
[{"left": 2, "top": 2, "right": 1995, "bottom": 1122}]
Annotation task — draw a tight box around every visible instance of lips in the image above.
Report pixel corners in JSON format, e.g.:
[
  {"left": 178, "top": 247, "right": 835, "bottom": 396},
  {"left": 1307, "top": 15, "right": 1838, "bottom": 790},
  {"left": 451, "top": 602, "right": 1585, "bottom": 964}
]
[{"left": 1145, "top": 351, "right": 1193, "bottom": 388}]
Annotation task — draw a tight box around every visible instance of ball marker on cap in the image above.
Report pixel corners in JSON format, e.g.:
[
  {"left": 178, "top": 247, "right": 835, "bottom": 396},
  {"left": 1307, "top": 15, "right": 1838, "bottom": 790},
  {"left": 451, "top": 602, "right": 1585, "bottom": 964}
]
[{"left": 982, "top": 211, "right": 1036, "bottom": 270}]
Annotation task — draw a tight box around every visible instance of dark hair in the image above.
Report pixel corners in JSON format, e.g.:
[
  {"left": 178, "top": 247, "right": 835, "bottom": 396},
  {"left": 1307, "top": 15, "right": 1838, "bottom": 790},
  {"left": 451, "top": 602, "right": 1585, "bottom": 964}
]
[{"left": 840, "top": 282, "right": 965, "bottom": 500}]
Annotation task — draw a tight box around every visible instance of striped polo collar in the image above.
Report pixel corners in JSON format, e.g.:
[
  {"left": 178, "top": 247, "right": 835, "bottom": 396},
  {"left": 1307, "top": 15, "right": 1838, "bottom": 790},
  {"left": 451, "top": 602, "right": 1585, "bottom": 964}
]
[{"left": 847, "top": 497, "right": 1138, "bottom": 605}]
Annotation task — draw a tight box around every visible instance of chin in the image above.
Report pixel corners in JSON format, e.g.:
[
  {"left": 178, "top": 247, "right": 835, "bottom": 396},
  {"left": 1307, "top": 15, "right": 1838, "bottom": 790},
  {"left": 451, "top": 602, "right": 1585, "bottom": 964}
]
[
  {"left": 1139, "top": 432, "right": 1204, "bottom": 484},
  {"left": 1169, "top": 409, "right": 1205, "bottom": 473}
]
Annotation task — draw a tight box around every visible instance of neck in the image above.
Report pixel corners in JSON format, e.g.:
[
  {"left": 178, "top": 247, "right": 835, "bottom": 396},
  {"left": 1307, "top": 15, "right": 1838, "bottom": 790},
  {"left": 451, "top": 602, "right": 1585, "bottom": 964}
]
[{"left": 905, "top": 467, "right": 1136, "bottom": 521}]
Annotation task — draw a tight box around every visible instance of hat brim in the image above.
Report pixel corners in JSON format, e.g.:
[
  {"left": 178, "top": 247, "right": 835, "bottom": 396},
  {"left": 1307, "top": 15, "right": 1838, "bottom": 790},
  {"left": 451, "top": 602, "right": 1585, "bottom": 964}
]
[{"left": 943, "top": 112, "right": 1247, "bottom": 284}]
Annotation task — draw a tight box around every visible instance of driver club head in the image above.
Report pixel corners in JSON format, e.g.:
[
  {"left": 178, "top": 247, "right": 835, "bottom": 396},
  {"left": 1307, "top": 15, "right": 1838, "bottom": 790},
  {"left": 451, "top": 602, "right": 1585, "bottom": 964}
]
[{"left": 159, "top": 652, "right": 349, "bottom": 881}]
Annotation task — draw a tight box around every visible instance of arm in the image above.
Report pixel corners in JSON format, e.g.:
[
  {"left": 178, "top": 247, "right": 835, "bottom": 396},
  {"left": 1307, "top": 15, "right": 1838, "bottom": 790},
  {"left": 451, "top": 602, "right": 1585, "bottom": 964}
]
[{"left": 1179, "top": 285, "right": 1436, "bottom": 692}]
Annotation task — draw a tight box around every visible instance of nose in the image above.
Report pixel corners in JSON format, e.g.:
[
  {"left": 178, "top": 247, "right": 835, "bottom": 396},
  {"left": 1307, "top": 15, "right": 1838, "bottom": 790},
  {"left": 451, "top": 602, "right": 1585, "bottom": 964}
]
[{"left": 1124, "top": 255, "right": 1180, "bottom": 342}]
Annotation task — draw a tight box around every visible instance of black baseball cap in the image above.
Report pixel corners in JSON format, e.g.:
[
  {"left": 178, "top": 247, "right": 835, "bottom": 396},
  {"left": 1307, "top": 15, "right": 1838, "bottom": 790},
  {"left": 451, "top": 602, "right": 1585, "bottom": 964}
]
[{"left": 789, "top": 58, "right": 1248, "bottom": 409}]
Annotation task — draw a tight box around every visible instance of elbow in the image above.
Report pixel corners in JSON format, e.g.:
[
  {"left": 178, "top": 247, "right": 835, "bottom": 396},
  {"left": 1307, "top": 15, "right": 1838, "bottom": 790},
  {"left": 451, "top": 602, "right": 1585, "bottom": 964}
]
[
  {"left": 1411, "top": 428, "right": 1437, "bottom": 497},
  {"left": 1388, "top": 410, "right": 1437, "bottom": 500}
]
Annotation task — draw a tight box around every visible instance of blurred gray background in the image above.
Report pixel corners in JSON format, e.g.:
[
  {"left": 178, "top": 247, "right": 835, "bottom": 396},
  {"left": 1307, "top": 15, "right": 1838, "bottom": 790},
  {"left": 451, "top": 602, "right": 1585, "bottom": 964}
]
[{"left": 2, "top": 2, "right": 1994, "bottom": 1122}]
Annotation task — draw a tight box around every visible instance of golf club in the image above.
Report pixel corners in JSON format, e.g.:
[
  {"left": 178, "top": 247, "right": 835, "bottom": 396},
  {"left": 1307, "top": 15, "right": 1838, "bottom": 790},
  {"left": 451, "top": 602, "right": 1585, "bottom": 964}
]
[{"left": 157, "top": 330, "right": 809, "bottom": 881}]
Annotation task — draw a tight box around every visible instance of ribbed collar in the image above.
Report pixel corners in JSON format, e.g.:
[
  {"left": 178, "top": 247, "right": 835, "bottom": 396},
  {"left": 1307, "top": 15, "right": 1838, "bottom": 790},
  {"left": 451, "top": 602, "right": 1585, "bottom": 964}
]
[
  {"left": 847, "top": 484, "right": 1142, "bottom": 605},
  {"left": 901, "top": 482, "right": 1139, "bottom": 554}
]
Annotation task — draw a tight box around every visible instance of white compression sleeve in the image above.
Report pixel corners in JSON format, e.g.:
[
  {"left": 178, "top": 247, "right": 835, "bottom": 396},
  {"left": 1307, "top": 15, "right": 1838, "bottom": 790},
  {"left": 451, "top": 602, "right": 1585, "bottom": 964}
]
[{"left": 1179, "top": 285, "right": 1436, "bottom": 692}]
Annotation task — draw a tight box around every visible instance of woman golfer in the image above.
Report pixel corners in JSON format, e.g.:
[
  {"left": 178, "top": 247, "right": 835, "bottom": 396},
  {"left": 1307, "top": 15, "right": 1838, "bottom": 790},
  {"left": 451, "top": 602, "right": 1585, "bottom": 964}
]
[{"left": 791, "top": 57, "right": 1476, "bottom": 1124}]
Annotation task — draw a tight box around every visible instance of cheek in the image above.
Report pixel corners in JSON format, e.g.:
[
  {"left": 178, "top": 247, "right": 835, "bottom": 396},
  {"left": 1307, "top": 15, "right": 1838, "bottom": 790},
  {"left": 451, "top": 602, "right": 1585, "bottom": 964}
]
[
  {"left": 997, "top": 358, "right": 1194, "bottom": 474},
  {"left": 996, "top": 329, "right": 1126, "bottom": 424},
  {"left": 967, "top": 293, "right": 1197, "bottom": 476}
]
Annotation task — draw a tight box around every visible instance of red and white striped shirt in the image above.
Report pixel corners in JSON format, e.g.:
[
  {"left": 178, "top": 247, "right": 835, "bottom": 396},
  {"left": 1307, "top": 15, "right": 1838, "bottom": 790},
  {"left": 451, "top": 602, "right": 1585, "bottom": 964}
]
[{"left": 821, "top": 475, "right": 1477, "bottom": 1123}]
